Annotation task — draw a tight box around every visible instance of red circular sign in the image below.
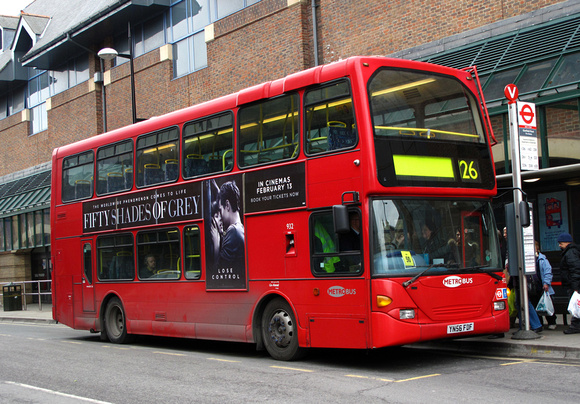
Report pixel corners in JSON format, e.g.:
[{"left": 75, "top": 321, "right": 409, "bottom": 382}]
[
  {"left": 519, "top": 104, "right": 534, "bottom": 125},
  {"left": 504, "top": 84, "right": 519, "bottom": 102}
]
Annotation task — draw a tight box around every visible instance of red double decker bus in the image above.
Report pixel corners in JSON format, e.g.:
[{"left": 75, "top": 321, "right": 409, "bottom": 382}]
[{"left": 51, "top": 56, "right": 508, "bottom": 360}]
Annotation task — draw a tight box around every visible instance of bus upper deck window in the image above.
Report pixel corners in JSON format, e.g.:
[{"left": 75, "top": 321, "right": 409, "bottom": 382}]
[
  {"left": 97, "top": 140, "right": 133, "bottom": 195},
  {"left": 304, "top": 80, "right": 357, "bottom": 155},
  {"left": 238, "top": 93, "right": 300, "bottom": 168},
  {"left": 136, "top": 127, "right": 179, "bottom": 187},
  {"left": 62, "top": 151, "right": 94, "bottom": 203},
  {"left": 183, "top": 112, "right": 233, "bottom": 178}
]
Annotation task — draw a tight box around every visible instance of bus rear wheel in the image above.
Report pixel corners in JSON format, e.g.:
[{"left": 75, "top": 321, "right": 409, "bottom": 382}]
[
  {"left": 261, "top": 298, "right": 304, "bottom": 361},
  {"left": 104, "top": 297, "right": 132, "bottom": 344}
]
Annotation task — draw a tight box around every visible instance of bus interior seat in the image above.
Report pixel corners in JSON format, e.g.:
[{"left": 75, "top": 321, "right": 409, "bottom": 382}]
[
  {"left": 124, "top": 168, "right": 133, "bottom": 190},
  {"left": 74, "top": 180, "right": 92, "bottom": 199},
  {"left": 207, "top": 157, "right": 222, "bottom": 173},
  {"left": 144, "top": 164, "right": 163, "bottom": 185},
  {"left": 328, "top": 126, "right": 356, "bottom": 150},
  {"left": 185, "top": 155, "right": 207, "bottom": 177},
  {"left": 97, "top": 177, "right": 107, "bottom": 195},
  {"left": 110, "top": 252, "right": 134, "bottom": 279},
  {"left": 107, "top": 172, "right": 124, "bottom": 193},
  {"left": 165, "top": 159, "right": 179, "bottom": 181}
]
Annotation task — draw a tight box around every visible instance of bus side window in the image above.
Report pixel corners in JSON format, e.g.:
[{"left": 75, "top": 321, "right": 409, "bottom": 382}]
[
  {"left": 238, "top": 93, "right": 300, "bottom": 167},
  {"left": 304, "top": 80, "right": 357, "bottom": 155},
  {"left": 136, "top": 127, "right": 179, "bottom": 188},
  {"left": 97, "top": 233, "right": 134, "bottom": 281},
  {"left": 310, "top": 211, "right": 362, "bottom": 275},
  {"left": 96, "top": 140, "right": 133, "bottom": 195},
  {"left": 184, "top": 226, "right": 201, "bottom": 279},
  {"left": 183, "top": 112, "right": 233, "bottom": 178},
  {"left": 62, "top": 151, "right": 94, "bottom": 203},
  {"left": 137, "top": 228, "right": 181, "bottom": 280}
]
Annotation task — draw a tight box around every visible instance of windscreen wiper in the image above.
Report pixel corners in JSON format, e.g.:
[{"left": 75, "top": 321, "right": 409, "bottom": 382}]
[{"left": 403, "top": 263, "right": 446, "bottom": 288}]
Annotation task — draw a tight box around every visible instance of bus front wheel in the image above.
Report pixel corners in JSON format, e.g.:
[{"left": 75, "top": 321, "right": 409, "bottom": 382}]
[
  {"left": 261, "top": 298, "right": 304, "bottom": 361},
  {"left": 104, "top": 297, "right": 132, "bottom": 344}
]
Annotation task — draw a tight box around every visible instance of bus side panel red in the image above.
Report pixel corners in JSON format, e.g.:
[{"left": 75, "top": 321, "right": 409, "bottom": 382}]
[
  {"left": 53, "top": 272, "right": 74, "bottom": 328},
  {"left": 286, "top": 279, "right": 369, "bottom": 349},
  {"left": 306, "top": 150, "right": 362, "bottom": 207},
  {"left": 308, "top": 316, "right": 368, "bottom": 348},
  {"left": 246, "top": 211, "right": 311, "bottom": 280}
]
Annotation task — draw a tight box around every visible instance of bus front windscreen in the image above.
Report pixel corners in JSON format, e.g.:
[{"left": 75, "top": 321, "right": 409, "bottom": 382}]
[
  {"left": 371, "top": 198, "right": 502, "bottom": 276},
  {"left": 369, "top": 68, "right": 484, "bottom": 144},
  {"left": 369, "top": 68, "right": 495, "bottom": 189}
]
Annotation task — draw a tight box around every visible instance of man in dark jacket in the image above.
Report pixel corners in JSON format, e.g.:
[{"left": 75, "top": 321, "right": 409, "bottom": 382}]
[{"left": 557, "top": 232, "right": 580, "bottom": 334}]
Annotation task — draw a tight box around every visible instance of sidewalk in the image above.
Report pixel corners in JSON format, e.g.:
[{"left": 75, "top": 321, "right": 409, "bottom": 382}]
[
  {"left": 1, "top": 304, "right": 579, "bottom": 361},
  {"left": 417, "top": 323, "right": 580, "bottom": 362},
  {"left": 0, "top": 303, "right": 56, "bottom": 324}
]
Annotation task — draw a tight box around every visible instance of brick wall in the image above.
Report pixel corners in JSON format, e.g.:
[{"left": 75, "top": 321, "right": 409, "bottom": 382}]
[
  {"left": 546, "top": 101, "right": 580, "bottom": 139},
  {"left": 316, "top": 0, "right": 564, "bottom": 63},
  {"left": 0, "top": 115, "right": 29, "bottom": 174}
]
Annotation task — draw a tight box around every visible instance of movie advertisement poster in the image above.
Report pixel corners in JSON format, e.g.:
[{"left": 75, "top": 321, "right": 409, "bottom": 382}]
[
  {"left": 82, "top": 182, "right": 202, "bottom": 233},
  {"left": 204, "top": 174, "right": 246, "bottom": 290},
  {"left": 244, "top": 162, "right": 306, "bottom": 213},
  {"left": 537, "top": 191, "right": 569, "bottom": 251}
]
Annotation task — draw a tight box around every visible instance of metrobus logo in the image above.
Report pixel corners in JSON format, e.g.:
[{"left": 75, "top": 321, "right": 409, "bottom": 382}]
[
  {"left": 327, "top": 286, "right": 356, "bottom": 297},
  {"left": 442, "top": 276, "right": 473, "bottom": 288}
]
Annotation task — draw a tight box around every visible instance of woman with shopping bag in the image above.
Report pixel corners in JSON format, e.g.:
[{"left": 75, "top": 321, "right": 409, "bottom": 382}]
[
  {"left": 557, "top": 232, "right": 580, "bottom": 334},
  {"left": 535, "top": 241, "right": 557, "bottom": 329}
]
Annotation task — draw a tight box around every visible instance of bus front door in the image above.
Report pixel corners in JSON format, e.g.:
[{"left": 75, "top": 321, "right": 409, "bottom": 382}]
[{"left": 81, "top": 240, "right": 96, "bottom": 312}]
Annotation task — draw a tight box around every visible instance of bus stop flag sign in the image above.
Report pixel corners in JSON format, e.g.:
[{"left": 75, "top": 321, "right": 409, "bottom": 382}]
[
  {"left": 517, "top": 101, "right": 539, "bottom": 171},
  {"left": 504, "top": 84, "right": 518, "bottom": 102}
]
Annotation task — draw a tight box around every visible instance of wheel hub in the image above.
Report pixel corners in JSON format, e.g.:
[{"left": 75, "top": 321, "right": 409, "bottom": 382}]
[{"left": 268, "top": 310, "right": 294, "bottom": 348}]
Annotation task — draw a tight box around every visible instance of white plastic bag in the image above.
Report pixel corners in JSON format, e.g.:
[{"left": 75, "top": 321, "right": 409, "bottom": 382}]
[
  {"left": 568, "top": 291, "right": 580, "bottom": 318},
  {"left": 536, "top": 291, "right": 555, "bottom": 317}
]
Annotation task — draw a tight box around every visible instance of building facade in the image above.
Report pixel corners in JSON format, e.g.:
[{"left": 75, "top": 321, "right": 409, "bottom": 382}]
[{"left": 1, "top": 0, "right": 580, "bottom": 299}]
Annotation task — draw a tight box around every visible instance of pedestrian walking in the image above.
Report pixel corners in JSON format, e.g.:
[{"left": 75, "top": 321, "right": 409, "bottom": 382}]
[{"left": 557, "top": 232, "right": 580, "bottom": 334}]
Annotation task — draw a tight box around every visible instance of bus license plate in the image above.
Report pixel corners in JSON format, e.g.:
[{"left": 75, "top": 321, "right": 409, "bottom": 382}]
[{"left": 447, "top": 322, "right": 474, "bottom": 334}]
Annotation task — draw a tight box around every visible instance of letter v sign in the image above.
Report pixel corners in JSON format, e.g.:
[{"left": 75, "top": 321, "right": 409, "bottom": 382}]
[{"left": 504, "top": 84, "right": 519, "bottom": 103}]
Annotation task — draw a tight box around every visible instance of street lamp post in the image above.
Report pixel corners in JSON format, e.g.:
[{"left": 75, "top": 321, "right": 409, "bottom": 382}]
[{"left": 98, "top": 22, "right": 138, "bottom": 124}]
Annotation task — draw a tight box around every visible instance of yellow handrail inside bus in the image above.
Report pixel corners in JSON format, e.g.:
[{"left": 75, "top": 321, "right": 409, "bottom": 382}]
[
  {"left": 222, "top": 149, "right": 232, "bottom": 170},
  {"left": 374, "top": 126, "right": 479, "bottom": 139}
]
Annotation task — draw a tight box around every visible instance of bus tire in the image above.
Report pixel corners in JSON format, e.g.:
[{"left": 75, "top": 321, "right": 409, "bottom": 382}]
[
  {"left": 261, "top": 298, "right": 305, "bottom": 361},
  {"left": 104, "top": 297, "right": 132, "bottom": 344}
]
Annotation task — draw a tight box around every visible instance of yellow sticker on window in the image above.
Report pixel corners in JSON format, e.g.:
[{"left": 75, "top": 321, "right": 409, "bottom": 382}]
[{"left": 401, "top": 251, "right": 415, "bottom": 268}]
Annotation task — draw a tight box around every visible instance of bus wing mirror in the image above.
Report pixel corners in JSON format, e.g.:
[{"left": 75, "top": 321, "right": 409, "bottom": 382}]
[
  {"left": 519, "top": 201, "right": 530, "bottom": 227},
  {"left": 333, "top": 205, "right": 350, "bottom": 234}
]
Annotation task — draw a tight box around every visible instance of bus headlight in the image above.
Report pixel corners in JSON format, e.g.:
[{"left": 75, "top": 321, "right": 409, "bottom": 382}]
[
  {"left": 494, "top": 301, "right": 506, "bottom": 311},
  {"left": 399, "top": 309, "right": 415, "bottom": 319}
]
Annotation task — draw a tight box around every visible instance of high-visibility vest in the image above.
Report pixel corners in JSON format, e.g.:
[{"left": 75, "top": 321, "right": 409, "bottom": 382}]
[{"left": 314, "top": 221, "right": 340, "bottom": 273}]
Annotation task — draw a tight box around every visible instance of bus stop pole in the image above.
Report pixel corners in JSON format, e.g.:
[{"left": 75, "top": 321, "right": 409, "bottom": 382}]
[
  {"left": 507, "top": 96, "right": 538, "bottom": 339},
  {"left": 508, "top": 101, "right": 529, "bottom": 330}
]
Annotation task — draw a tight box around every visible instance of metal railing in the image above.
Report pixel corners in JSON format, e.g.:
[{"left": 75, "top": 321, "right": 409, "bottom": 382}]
[{"left": 0, "top": 280, "right": 52, "bottom": 311}]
